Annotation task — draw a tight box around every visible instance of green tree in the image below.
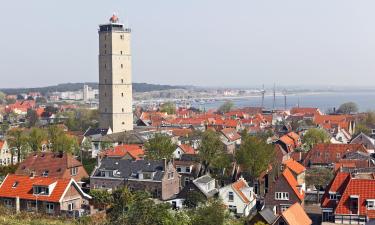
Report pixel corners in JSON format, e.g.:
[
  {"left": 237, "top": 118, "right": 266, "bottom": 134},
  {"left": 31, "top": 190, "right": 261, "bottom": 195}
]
[
  {"left": 26, "top": 109, "right": 39, "bottom": 127},
  {"left": 145, "top": 133, "right": 175, "bottom": 160},
  {"left": 236, "top": 136, "right": 274, "bottom": 181},
  {"left": 217, "top": 101, "right": 234, "bottom": 114},
  {"left": 35, "top": 97, "right": 47, "bottom": 104},
  {"left": 183, "top": 191, "right": 206, "bottom": 208},
  {"left": 47, "top": 125, "right": 65, "bottom": 149},
  {"left": 198, "top": 130, "right": 226, "bottom": 174},
  {"left": 27, "top": 127, "right": 47, "bottom": 152},
  {"left": 0, "top": 91, "right": 5, "bottom": 104},
  {"left": 53, "top": 134, "right": 79, "bottom": 154},
  {"left": 191, "top": 199, "right": 228, "bottom": 225},
  {"left": 254, "top": 222, "right": 267, "bottom": 225},
  {"left": 354, "top": 123, "right": 371, "bottom": 136},
  {"left": 302, "top": 128, "right": 330, "bottom": 150},
  {"left": 160, "top": 102, "right": 176, "bottom": 115},
  {"left": 90, "top": 189, "right": 113, "bottom": 210},
  {"left": 337, "top": 102, "right": 358, "bottom": 114},
  {"left": 306, "top": 167, "right": 333, "bottom": 202},
  {"left": 6, "top": 128, "right": 28, "bottom": 164}
]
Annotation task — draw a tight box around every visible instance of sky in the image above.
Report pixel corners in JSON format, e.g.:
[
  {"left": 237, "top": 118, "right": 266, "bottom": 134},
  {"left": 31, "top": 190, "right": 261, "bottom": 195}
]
[{"left": 1, "top": 0, "right": 375, "bottom": 88}]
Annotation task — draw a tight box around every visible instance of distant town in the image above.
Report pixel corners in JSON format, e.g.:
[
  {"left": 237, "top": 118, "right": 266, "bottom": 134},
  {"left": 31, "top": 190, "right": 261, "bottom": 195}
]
[{"left": 1, "top": 13, "right": 375, "bottom": 225}]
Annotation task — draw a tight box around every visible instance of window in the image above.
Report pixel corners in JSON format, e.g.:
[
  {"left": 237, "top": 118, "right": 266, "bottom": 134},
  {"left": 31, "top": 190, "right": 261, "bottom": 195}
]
[
  {"left": 184, "top": 177, "right": 190, "bottom": 186},
  {"left": 104, "top": 64, "right": 107, "bottom": 69},
  {"left": 46, "top": 203, "right": 54, "bottom": 214},
  {"left": 42, "top": 170, "right": 49, "bottom": 177},
  {"left": 68, "top": 202, "right": 75, "bottom": 211},
  {"left": 71, "top": 167, "right": 78, "bottom": 176},
  {"left": 367, "top": 200, "right": 375, "bottom": 210},
  {"left": 280, "top": 205, "right": 290, "bottom": 212},
  {"left": 121, "top": 93, "right": 124, "bottom": 97},
  {"left": 336, "top": 153, "right": 341, "bottom": 159},
  {"left": 104, "top": 92, "right": 107, "bottom": 97},
  {"left": 168, "top": 172, "right": 174, "bottom": 179},
  {"left": 4, "top": 199, "right": 12, "bottom": 208},
  {"left": 228, "top": 205, "right": 237, "bottom": 212},
  {"left": 275, "top": 192, "right": 289, "bottom": 200},
  {"left": 122, "top": 122, "right": 125, "bottom": 125},
  {"left": 120, "top": 51, "right": 123, "bottom": 55},
  {"left": 33, "top": 186, "right": 49, "bottom": 195},
  {"left": 120, "top": 35, "right": 124, "bottom": 40},
  {"left": 121, "top": 64, "right": 123, "bottom": 69},
  {"left": 186, "top": 166, "right": 191, "bottom": 173},
  {"left": 176, "top": 167, "right": 181, "bottom": 172},
  {"left": 104, "top": 44, "right": 106, "bottom": 48},
  {"left": 104, "top": 50, "right": 106, "bottom": 54},
  {"left": 27, "top": 201, "right": 36, "bottom": 210},
  {"left": 228, "top": 192, "right": 234, "bottom": 202},
  {"left": 329, "top": 192, "right": 338, "bottom": 200},
  {"left": 121, "top": 79, "right": 124, "bottom": 83},
  {"left": 12, "top": 181, "right": 19, "bottom": 188}
]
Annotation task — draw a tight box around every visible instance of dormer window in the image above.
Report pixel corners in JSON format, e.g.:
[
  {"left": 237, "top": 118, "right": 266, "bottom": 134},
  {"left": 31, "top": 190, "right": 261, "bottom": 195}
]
[
  {"left": 367, "top": 200, "right": 375, "bottom": 210},
  {"left": 42, "top": 170, "right": 49, "bottom": 177},
  {"left": 33, "top": 186, "right": 49, "bottom": 195},
  {"left": 329, "top": 192, "right": 338, "bottom": 200}
]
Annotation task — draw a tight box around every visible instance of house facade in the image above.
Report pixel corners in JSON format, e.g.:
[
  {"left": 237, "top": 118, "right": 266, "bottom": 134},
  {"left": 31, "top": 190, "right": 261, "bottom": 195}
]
[
  {"left": 0, "top": 174, "right": 91, "bottom": 215},
  {"left": 219, "top": 177, "right": 256, "bottom": 216},
  {"left": 90, "top": 158, "right": 180, "bottom": 200}
]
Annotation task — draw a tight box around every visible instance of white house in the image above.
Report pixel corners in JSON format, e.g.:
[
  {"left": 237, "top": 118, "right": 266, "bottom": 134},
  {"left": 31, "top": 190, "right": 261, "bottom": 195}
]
[
  {"left": 350, "top": 132, "right": 375, "bottom": 154},
  {"left": 0, "top": 140, "right": 17, "bottom": 166},
  {"left": 219, "top": 177, "right": 256, "bottom": 216},
  {"left": 330, "top": 128, "right": 352, "bottom": 144},
  {"left": 173, "top": 144, "right": 196, "bottom": 159}
]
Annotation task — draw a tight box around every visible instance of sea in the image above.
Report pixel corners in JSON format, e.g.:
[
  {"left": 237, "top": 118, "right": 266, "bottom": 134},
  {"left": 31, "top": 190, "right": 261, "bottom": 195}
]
[{"left": 190, "top": 91, "right": 375, "bottom": 113}]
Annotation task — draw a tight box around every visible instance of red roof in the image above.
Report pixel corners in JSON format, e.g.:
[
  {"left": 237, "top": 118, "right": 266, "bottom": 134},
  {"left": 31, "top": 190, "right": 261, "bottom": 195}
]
[
  {"left": 283, "top": 159, "right": 306, "bottom": 174},
  {"left": 335, "top": 178, "right": 375, "bottom": 218},
  {"left": 178, "top": 144, "right": 196, "bottom": 155},
  {"left": 321, "top": 172, "right": 351, "bottom": 209},
  {"left": 281, "top": 202, "right": 312, "bottom": 225},
  {"left": 0, "top": 174, "right": 72, "bottom": 202},
  {"left": 0, "top": 141, "right": 4, "bottom": 150},
  {"left": 290, "top": 107, "right": 321, "bottom": 116},
  {"left": 103, "top": 144, "right": 144, "bottom": 159},
  {"left": 303, "top": 144, "right": 368, "bottom": 166},
  {"left": 221, "top": 128, "right": 241, "bottom": 142},
  {"left": 232, "top": 178, "right": 250, "bottom": 203},
  {"left": 283, "top": 168, "right": 304, "bottom": 201}
]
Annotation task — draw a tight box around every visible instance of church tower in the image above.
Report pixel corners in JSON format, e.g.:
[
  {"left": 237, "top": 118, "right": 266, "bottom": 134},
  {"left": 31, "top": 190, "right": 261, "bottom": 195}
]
[{"left": 98, "top": 14, "right": 133, "bottom": 132}]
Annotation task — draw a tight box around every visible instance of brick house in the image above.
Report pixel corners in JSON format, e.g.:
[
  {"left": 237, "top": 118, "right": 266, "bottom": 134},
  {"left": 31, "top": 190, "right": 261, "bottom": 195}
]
[
  {"left": 264, "top": 167, "right": 305, "bottom": 214},
  {"left": 303, "top": 143, "right": 368, "bottom": 168},
  {"left": 90, "top": 158, "right": 180, "bottom": 200},
  {"left": 15, "top": 152, "right": 89, "bottom": 182},
  {"left": 0, "top": 174, "right": 91, "bottom": 215}
]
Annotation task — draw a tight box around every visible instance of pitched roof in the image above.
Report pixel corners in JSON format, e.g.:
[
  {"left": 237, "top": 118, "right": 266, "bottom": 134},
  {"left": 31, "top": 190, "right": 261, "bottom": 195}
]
[
  {"left": 15, "top": 152, "right": 87, "bottom": 179},
  {"left": 282, "top": 168, "right": 304, "bottom": 201},
  {"left": 231, "top": 178, "right": 250, "bottom": 203},
  {"left": 281, "top": 202, "right": 312, "bottom": 225},
  {"left": 103, "top": 144, "right": 144, "bottom": 159},
  {"left": 178, "top": 144, "right": 196, "bottom": 155},
  {"left": 220, "top": 128, "right": 241, "bottom": 142},
  {"left": 0, "top": 174, "right": 91, "bottom": 203},
  {"left": 303, "top": 144, "right": 368, "bottom": 166},
  {"left": 283, "top": 159, "right": 306, "bottom": 174},
  {"left": 321, "top": 172, "right": 351, "bottom": 209},
  {"left": 92, "top": 158, "right": 166, "bottom": 181},
  {"left": 0, "top": 141, "right": 4, "bottom": 149},
  {"left": 258, "top": 208, "right": 278, "bottom": 224},
  {"left": 335, "top": 177, "right": 375, "bottom": 218}
]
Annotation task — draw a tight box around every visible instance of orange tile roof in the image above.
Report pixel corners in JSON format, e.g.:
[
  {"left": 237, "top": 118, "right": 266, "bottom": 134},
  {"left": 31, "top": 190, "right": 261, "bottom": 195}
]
[
  {"left": 231, "top": 179, "right": 250, "bottom": 203},
  {"left": 178, "top": 144, "right": 196, "bottom": 155},
  {"left": 0, "top": 141, "right": 4, "bottom": 149},
  {"left": 321, "top": 172, "right": 351, "bottom": 209},
  {"left": 103, "top": 144, "right": 144, "bottom": 159},
  {"left": 335, "top": 178, "right": 375, "bottom": 218},
  {"left": 283, "top": 159, "right": 306, "bottom": 174},
  {"left": 282, "top": 168, "right": 304, "bottom": 201},
  {"left": 281, "top": 202, "right": 312, "bottom": 225},
  {"left": 221, "top": 128, "right": 241, "bottom": 142},
  {"left": 0, "top": 174, "right": 71, "bottom": 202}
]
